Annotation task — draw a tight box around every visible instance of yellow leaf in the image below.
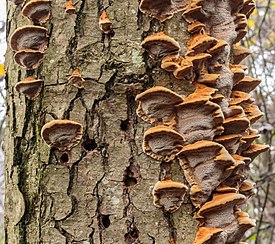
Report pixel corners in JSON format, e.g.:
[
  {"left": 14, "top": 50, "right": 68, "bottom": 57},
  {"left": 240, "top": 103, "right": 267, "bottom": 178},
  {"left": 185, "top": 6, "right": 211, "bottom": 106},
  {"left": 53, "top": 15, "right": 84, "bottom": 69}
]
[
  {"left": 0, "top": 64, "right": 4, "bottom": 78},
  {"left": 248, "top": 19, "right": 255, "bottom": 29}
]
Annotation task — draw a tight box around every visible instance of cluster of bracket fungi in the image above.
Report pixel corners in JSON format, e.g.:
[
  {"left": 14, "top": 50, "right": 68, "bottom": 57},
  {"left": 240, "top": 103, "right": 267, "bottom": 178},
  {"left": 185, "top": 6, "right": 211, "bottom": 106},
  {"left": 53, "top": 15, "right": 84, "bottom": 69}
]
[{"left": 137, "top": 0, "right": 269, "bottom": 243}]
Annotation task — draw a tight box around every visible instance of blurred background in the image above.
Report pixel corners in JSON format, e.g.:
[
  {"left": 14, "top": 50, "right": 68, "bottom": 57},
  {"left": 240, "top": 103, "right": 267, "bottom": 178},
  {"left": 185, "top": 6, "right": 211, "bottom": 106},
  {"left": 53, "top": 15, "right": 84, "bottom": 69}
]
[{"left": 0, "top": 0, "right": 274, "bottom": 243}]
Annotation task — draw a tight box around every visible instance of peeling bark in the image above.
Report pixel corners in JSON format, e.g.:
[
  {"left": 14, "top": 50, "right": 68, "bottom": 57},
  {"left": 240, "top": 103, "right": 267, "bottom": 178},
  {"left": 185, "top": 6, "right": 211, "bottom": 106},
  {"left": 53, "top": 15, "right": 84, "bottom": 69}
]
[{"left": 5, "top": 0, "right": 197, "bottom": 243}]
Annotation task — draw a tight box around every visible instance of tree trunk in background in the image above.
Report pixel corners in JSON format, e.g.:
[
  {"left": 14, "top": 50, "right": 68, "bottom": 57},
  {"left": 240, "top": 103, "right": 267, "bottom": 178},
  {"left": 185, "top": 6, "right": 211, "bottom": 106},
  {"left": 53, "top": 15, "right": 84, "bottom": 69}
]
[{"left": 4, "top": 0, "right": 197, "bottom": 243}]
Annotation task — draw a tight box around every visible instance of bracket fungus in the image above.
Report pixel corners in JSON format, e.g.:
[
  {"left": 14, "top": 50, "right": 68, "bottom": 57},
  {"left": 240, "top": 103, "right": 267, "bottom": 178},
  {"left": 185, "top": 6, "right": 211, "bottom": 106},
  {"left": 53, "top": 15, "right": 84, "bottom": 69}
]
[
  {"left": 143, "top": 126, "right": 185, "bottom": 162},
  {"left": 193, "top": 227, "right": 227, "bottom": 244},
  {"left": 22, "top": 0, "right": 51, "bottom": 24},
  {"left": 15, "top": 76, "right": 43, "bottom": 100},
  {"left": 14, "top": 50, "right": 44, "bottom": 70},
  {"left": 99, "top": 10, "right": 113, "bottom": 35},
  {"left": 141, "top": 32, "right": 181, "bottom": 59},
  {"left": 153, "top": 179, "right": 188, "bottom": 213},
  {"left": 233, "top": 76, "right": 261, "bottom": 93},
  {"left": 10, "top": 25, "right": 48, "bottom": 52},
  {"left": 177, "top": 141, "right": 236, "bottom": 207},
  {"left": 41, "top": 120, "right": 83, "bottom": 164},
  {"left": 65, "top": 0, "right": 76, "bottom": 14},
  {"left": 135, "top": 86, "right": 183, "bottom": 125},
  {"left": 67, "top": 70, "right": 85, "bottom": 88},
  {"left": 139, "top": 0, "right": 188, "bottom": 22}
]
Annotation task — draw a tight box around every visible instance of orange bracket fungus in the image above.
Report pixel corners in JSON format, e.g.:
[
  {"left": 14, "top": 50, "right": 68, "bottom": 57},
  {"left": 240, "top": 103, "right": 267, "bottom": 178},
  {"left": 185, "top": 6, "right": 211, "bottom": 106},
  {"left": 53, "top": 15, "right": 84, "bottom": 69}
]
[
  {"left": 67, "top": 70, "right": 85, "bottom": 89},
  {"left": 139, "top": 0, "right": 188, "bottom": 22},
  {"left": 135, "top": 86, "right": 183, "bottom": 126},
  {"left": 141, "top": 32, "right": 181, "bottom": 59},
  {"left": 22, "top": 0, "right": 51, "bottom": 25},
  {"left": 41, "top": 120, "right": 83, "bottom": 164},
  {"left": 137, "top": 0, "right": 267, "bottom": 242},
  {"left": 153, "top": 179, "right": 188, "bottom": 213},
  {"left": 15, "top": 76, "right": 43, "bottom": 100},
  {"left": 65, "top": 0, "right": 76, "bottom": 14},
  {"left": 143, "top": 126, "right": 185, "bottom": 162},
  {"left": 9, "top": 25, "right": 48, "bottom": 52},
  {"left": 99, "top": 10, "right": 113, "bottom": 35}
]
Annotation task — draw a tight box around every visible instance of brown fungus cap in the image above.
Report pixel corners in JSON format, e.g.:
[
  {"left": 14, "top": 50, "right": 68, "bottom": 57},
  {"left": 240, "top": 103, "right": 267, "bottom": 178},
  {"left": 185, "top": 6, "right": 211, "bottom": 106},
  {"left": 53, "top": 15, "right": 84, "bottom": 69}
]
[
  {"left": 135, "top": 86, "right": 183, "bottom": 125},
  {"left": 214, "top": 134, "right": 242, "bottom": 154},
  {"left": 14, "top": 50, "right": 44, "bottom": 70},
  {"left": 177, "top": 141, "right": 235, "bottom": 207},
  {"left": 187, "top": 34, "right": 218, "bottom": 55},
  {"left": 188, "top": 21, "right": 206, "bottom": 35},
  {"left": 41, "top": 119, "right": 83, "bottom": 151},
  {"left": 161, "top": 54, "right": 183, "bottom": 72},
  {"left": 139, "top": 0, "right": 188, "bottom": 22},
  {"left": 65, "top": 0, "right": 76, "bottom": 14},
  {"left": 67, "top": 70, "right": 85, "bottom": 89},
  {"left": 233, "top": 76, "right": 261, "bottom": 93},
  {"left": 239, "top": 132, "right": 260, "bottom": 152},
  {"left": 239, "top": 180, "right": 256, "bottom": 197},
  {"left": 143, "top": 126, "right": 185, "bottom": 162},
  {"left": 193, "top": 227, "right": 226, "bottom": 244},
  {"left": 10, "top": 25, "right": 48, "bottom": 52},
  {"left": 173, "top": 59, "right": 194, "bottom": 80},
  {"left": 242, "top": 144, "right": 269, "bottom": 161},
  {"left": 232, "top": 45, "right": 251, "bottom": 64},
  {"left": 99, "top": 10, "right": 113, "bottom": 35},
  {"left": 22, "top": 0, "right": 51, "bottom": 25},
  {"left": 153, "top": 179, "right": 188, "bottom": 213},
  {"left": 141, "top": 32, "right": 181, "bottom": 59},
  {"left": 15, "top": 76, "right": 43, "bottom": 100},
  {"left": 240, "top": 0, "right": 256, "bottom": 17},
  {"left": 243, "top": 104, "right": 263, "bottom": 125}
]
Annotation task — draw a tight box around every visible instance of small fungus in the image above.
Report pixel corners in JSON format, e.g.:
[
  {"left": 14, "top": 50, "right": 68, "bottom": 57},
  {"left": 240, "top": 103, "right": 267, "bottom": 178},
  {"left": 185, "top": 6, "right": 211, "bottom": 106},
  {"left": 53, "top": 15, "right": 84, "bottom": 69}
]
[
  {"left": 67, "top": 70, "right": 85, "bottom": 88},
  {"left": 233, "top": 76, "right": 261, "bottom": 93},
  {"left": 15, "top": 76, "right": 43, "bottom": 100},
  {"left": 232, "top": 45, "right": 251, "bottom": 64},
  {"left": 242, "top": 144, "right": 269, "bottom": 161},
  {"left": 153, "top": 179, "right": 188, "bottom": 213},
  {"left": 99, "top": 10, "right": 113, "bottom": 35},
  {"left": 14, "top": 50, "right": 44, "bottom": 69},
  {"left": 141, "top": 32, "right": 181, "bottom": 59},
  {"left": 143, "top": 126, "right": 185, "bottom": 162},
  {"left": 193, "top": 227, "right": 227, "bottom": 244},
  {"left": 161, "top": 54, "right": 183, "bottom": 72},
  {"left": 41, "top": 119, "right": 83, "bottom": 164},
  {"left": 22, "top": 0, "right": 51, "bottom": 25},
  {"left": 65, "top": 0, "right": 76, "bottom": 14},
  {"left": 10, "top": 25, "right": 48, "bottom": 52},
  {"left": 139, "top": 0, "right": 188, "bottom": 22}
]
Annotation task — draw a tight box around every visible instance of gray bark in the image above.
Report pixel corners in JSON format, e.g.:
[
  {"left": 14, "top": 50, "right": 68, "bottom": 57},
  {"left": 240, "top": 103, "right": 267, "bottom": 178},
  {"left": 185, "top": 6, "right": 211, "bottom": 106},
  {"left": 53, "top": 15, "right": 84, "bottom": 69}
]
[{"left": 4, "top": 0, "right": 197, "bottom": 243}]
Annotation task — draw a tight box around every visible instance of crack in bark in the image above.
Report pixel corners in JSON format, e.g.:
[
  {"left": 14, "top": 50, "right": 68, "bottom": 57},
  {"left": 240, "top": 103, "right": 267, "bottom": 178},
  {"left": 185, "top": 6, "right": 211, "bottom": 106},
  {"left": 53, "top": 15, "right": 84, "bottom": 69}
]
[
  {"left": 164, "top": 212, "right": 177, "bottom": 244},
  {"left": 66, "top": 0, "right": 87, "bottom": 69}
]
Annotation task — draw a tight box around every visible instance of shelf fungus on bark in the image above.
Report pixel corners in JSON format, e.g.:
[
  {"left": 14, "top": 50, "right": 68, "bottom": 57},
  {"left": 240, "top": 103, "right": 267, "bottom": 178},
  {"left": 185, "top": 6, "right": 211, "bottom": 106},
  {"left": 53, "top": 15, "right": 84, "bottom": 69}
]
[
  {"left": 139, "top": 0, "right": 188, "bottom": 22},
  {"left": 222, "top": 113, "right": 250, "bottom": 135},
  {"left": 22, "top": 0, "right": 51, "bottom": 25},
  {"left": 135, "top": 86, "right": 183, "bottom": 125},
  {"left": 243, "top": 104, "right": 263, "bottom": 125},
  {"left": 143, "top": 126, "right": 185, "bottom": 162},
  {"left": 232, "top": 45, "right": 251, "bottom": 64},
  {"left": 175, "top": 96, "right": 224, "bottom": 144},
  {"left": 193, "top": 227, "right": 227, "bottom": 244},
  {"left": 15, "top": 76, "right": 43, "bottom": 100},
  {"left": 224, "top": 209, "right": 256, "bottom": 244},
  {"left": 196, "top": 193, "right": 247, "bottom": 228},
  {"left": 14, "top": 50, "right": 44, "bottom": 69},
  {"left": 67, "top": 70, "right": 85, "bottom": 88},
  {"left": 187, "top": 34, "right": 218, "bottom": 55},
  {"left": 41, "top": 120, "right": 83, "bottom": 164},
  {"left": 242, "top": 144, "right": 269, "bottom": 161},
  {"left": 141, "top": 32, "right": 181, "bottom": 59},
  {"left": 161, "top": 54, "right": 183, "bottom": 72},
  {"left": 153, "top": 179, "right": 188, "bottom": 213},
  {"left": 9, "top": 25, "right": 48, "bottom": 52},
  {"left": 65, "top": 0, "right": 76, "bottom": 14},
  {"left": 239, "top": 131, "right": 260, "bottom": 152},
  {"left": 188, "top": 21, "right": 206, "bottom": 35},
  {"left": 99, "top": 10, "right": 113, "bottom": 35},
  {"left": 177, "top": 141, "right": 236, "bottom": 207},
  {"left": 173, "top": 59, "right": 194, "bottom": 80},
  {"left": 233, "top": 76, "right": 261, "bottom": 93},
  {"left": 239, "top": 180, "right": 256, "bottom": 198},
  {"left": 240, "top": 0, "right": 256, "bottom": 18},
  {"left": 214, "top": 134, "right": 242, "bottom": 154}
]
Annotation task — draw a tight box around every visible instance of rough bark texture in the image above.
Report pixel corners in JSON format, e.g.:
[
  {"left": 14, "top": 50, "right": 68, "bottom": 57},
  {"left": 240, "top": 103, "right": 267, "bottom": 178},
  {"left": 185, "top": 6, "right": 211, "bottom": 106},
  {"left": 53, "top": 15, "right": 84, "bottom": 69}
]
[{"left": 4, "top": 0, "right": 197, "bottom": 243}]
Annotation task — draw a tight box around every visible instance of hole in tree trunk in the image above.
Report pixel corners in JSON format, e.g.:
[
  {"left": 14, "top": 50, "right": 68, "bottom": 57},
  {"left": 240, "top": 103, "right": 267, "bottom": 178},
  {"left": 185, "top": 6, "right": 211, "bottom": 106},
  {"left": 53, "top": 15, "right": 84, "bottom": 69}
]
[
  {"left": 99, "top": 214, "right": 111, "bottom": 229},
  {"left": 83, "top": 138, "right": 97, "bottom": 151},
  {"left": 125, "top": 226, "right": 139, "bottom": 244},
  {"left": 120, "top": 119, "right": 129, "bottom": 131},
  {"left": 123, "top": 161, "right": 141, "bottom": 187},
  {"left": 58, "top": 151, "right": 71, "bottom": 164}
]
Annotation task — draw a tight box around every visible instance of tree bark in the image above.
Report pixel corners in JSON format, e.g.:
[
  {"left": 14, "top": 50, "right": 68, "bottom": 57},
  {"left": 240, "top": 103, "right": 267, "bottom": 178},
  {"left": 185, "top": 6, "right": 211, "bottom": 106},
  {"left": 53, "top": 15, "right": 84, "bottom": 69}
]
[{"left": 4, "top": 0, "right": 197, "bottom": 243}]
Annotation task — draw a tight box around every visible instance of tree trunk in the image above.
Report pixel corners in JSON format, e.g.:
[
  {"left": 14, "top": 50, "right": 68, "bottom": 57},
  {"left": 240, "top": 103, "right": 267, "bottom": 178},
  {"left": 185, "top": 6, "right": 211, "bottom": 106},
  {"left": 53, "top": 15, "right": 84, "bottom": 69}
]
[{"left": 4, "top": 0, "right": 197, "bottom": 243}]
